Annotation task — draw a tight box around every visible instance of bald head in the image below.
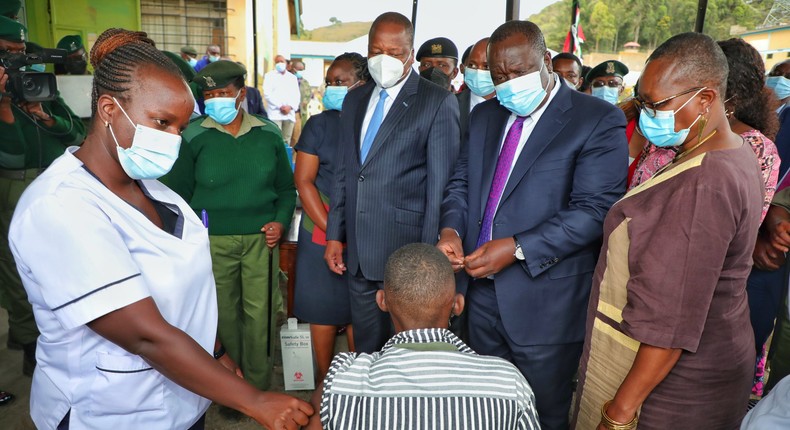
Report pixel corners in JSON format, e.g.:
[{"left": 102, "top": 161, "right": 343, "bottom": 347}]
[{"left": 369, "top": 12, "right": 414, "bottom": 47}]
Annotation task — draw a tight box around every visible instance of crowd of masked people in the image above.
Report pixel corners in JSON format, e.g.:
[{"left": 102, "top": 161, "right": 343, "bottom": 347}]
[{"left": 2, "top": 0, "right": 790, "bottom": 428}]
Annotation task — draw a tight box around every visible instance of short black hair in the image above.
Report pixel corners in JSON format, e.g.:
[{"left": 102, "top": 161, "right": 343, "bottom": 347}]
[
  {"left": 461, "top": 45, "right": 473, "bottom": 65},
  {"left": 718, "top": 38, "right": 779, "bottom": 140},
  {"left": 370, "top": 12, "right": 414, "bottom": 47},
  {"left": 489, "top": 20, "right": 546, "bottom": 57},
  {"left": 552, "top": 52, "right": 582, "bottom": 70},
  {"left": 647, "top": 32, "right": 728, "bottom": 95},
  {"left": 579, "top": 65, "right": 593, "bottom": 91},
  {"left": 384, "top": 243, "right": 454, "bottom": 318}
]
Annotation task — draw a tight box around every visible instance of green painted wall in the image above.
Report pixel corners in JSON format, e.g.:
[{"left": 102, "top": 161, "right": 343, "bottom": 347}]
[{"left": 25, "top": 0, "right": 141, "bottom": 49}]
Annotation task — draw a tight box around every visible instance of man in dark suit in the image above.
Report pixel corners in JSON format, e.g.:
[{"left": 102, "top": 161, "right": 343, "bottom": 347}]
[
  {"left": 325, "top": 12, "right": 461, "bottom": 353},
  {"left": 457, "top": 37, "right": 496, "bottom": 137},
  {"left": 438, "top": 21, "right": 627, "bottom": 430}
]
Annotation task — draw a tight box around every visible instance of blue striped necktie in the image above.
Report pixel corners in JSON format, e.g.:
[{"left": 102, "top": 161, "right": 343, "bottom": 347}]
[{"left": 360, "top": 89, "right": 388, "bottom": 162}]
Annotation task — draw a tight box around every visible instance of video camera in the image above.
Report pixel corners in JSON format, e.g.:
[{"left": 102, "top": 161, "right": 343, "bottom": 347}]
[{"left": 0, "top": 48, "right": 67, "bottom": 103}]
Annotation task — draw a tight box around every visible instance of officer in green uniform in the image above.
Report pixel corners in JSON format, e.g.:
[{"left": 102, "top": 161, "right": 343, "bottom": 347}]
[
  {"left": 55, "top": 34, "right": 88, "bottom": 75},
  {"left": 586, "top": 60, "right": 629, "bottom": 105},
  {"left": 162, "top": 61, "right": 295, "bottom": 391},
  {"left": 290, "top": 60, "right": 311, "bottom": 145},
  {"left": 0, "top": 0, "right": 20, "bottom": 20},
  {"left": 0, "top": 16, "right": 86, "bottom": 374}
]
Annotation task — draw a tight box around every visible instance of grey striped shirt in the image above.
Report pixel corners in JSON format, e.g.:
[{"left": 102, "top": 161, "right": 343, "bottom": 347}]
[{"left": 320, "top": 328, "right": 540, "bottom": 429}]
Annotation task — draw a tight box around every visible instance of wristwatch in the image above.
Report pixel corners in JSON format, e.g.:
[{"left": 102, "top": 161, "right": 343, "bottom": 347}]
[{"left": 513, "top": 238, "right": 525, "bottom": 260}]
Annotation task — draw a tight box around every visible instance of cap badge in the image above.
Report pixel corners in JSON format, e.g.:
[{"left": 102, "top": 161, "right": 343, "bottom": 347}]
[
  {"left": 606, "top": 62, "right": 615, "bottom": 74},
  {"left": 205, "top": 76, "right": 216, "bottom": 88},
  {"left": 431, "top": 44, "right": 442, "bottom": 54}
]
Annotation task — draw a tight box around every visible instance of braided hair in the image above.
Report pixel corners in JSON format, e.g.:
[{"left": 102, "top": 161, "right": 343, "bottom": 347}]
[
  {"left": 334, "top": 52, "right": 370, "bottom": 83},
  {"left": 718, "top": 38, "right": 779, "bottom": 141},
  {"left": 89, "top": 28, "right": 183, "bottom": 117}
]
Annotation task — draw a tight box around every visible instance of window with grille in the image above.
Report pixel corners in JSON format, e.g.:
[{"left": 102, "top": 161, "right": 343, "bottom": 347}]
[{"left": 141, "top": 0, "right": 228, "bottom": 56}]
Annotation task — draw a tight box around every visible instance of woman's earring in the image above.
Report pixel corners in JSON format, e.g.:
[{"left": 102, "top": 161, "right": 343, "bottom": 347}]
[{"left": 104, "top": 121, "right": 109, "bottom": 127}]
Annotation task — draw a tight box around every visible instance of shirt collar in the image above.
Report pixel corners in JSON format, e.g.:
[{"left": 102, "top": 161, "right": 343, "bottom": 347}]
[
  {"left": 200, "top": 109, "right": 267, "bottom": 138},
  {"left": 374, "top": 69, "right": 411, "bottom": 102},
  {"left": 380, "top": 328, "right": 475, "bottom": 354}
]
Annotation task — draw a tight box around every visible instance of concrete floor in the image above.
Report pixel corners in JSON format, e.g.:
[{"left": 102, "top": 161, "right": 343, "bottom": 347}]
[{"left": 0, "top": 306, "right": 348, "bottom": 429}]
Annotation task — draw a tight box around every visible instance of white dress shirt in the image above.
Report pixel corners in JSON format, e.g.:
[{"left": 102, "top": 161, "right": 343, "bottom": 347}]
[
  {"left": 470, "top": 92, "right": 486, "bottom": 113},
  {"left": 263, "top": 69, "right": 301, "bottom": 121},
  {"left": 359, "top": 72, "right": 411, "bottom": 148}
]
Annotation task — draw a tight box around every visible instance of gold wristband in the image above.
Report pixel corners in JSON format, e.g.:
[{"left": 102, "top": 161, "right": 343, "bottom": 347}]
[{"left": 601, "top": 400, "right": 638, "bottom": 430}]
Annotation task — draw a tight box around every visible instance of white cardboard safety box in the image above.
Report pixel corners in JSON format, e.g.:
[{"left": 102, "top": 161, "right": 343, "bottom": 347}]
[{"left": 280, "top": 318, "right": 315, "bottom": 390}]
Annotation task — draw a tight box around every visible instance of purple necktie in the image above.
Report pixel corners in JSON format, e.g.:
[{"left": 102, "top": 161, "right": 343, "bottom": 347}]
[{"left": 476, "top": 116, "right": 527, "bottom": 249}]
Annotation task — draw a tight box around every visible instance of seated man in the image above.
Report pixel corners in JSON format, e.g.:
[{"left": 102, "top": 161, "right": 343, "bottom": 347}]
[{"left": 309, "top": 243, "right": 540, "bottom": 430}]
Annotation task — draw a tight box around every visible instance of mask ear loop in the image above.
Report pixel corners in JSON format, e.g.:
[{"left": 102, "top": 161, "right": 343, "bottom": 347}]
[{"left": 111, "top": 97, "right": 137, "bottom": 128}]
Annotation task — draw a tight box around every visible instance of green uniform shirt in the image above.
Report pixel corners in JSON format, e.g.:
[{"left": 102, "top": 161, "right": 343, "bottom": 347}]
[
  {"left": 162, "top": 110, "right": 296, "bottom": 236},
  {"left": 0, "top": 95, "right": 86, "bottom": 169},
  {"left": 298, "top": 78, "right": 311, "bottom": 122}
]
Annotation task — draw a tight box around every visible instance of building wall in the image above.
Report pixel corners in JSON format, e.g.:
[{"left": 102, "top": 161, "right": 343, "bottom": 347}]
[
  {"left": 741, "top": 26, "right": 790, "bottom": 72},
  {"left": 25, "top": 0, "right": 140, "bottom": 52}
]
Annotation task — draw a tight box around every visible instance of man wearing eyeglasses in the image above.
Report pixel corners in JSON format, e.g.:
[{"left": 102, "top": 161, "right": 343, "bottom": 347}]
[{"left": 586, "top": 60, "right": 628, "bottom": 105}]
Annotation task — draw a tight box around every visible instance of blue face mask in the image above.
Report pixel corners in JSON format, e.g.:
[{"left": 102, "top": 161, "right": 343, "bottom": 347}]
[
  {"left": 205, "top": 90, "right": 241, "bottom": 125},
  {"left": 295, "top": 70, "right": 303, "bottom": 79},
  {"left": 188, "top": 58, "right": 198, "bottom": 68},
  {"left": 275, "top": 62, "right": 287, "bottom": 73},
  {"left": 323, "top": 86, "right": 348, "bottom": 111},
  {"left": 208, "top": 55, "right": 220, "bottom": 63},
  {"left": 464, "top": 68, "right": 495, "bottom": 97},
  {"left": 109, "top": 97, "right": 182, "bottom": 180},
  {"left": 495, "top": 61, "right": 547, "bottom": 117},
  {"left": 29, "top": 63, "right": 46, "bottom": 72},
  {"left": 767, "top": 76, "right": 790, "bottom": 101},
  {"left": 592, "top": 86, "right": 620, "bottom": 104},
  {"left": 637, "top": 87, "right": 705, "bottom": 148}
]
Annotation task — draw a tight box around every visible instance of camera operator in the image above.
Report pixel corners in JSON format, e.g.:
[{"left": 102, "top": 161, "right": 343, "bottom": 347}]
[
  {"left": 54, "top": 35, "right": 88, "bottom": 75},
  {"left": 0, "top": 16, "right": 85, "bottom": 376}
]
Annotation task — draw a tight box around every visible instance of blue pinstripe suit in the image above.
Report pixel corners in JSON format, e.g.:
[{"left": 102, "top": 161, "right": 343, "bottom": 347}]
[{"left": 327, "top": 71, "right": 461, "bottom": 352}]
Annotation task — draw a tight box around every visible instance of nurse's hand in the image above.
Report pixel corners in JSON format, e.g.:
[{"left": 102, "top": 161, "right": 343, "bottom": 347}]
[
  {"left": 250, "top": 392, "right": 313, "bottom": 430},
  {"left": 262, "top": 222, "right": 284, "bottom": 248},
  {"left": 218, "top": 353, "right": 244, "bottom": 378}
]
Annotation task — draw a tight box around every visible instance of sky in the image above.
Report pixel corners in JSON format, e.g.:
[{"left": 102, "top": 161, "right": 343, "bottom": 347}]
[{"left": 300, "top": 0, "right": 563, "bottom": 57}]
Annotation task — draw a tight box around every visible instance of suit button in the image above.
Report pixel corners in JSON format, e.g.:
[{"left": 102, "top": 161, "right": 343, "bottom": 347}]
[
  {"left": 553, "top": 257, "right": 559, "bottom": 263},
  {"left": 358, "top": 175, "right": 365, "bottom": 182},
  {"left": 477, "top": 220, "right": 482, "bottom": 226}
]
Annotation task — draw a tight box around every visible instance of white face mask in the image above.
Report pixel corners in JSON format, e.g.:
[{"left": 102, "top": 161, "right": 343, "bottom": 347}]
[
  {"left": 367, "top": 51, "right": 411, "bottom": 89},
  {"left": 108, "top": 97, "right": 182, "bottom": 180}
]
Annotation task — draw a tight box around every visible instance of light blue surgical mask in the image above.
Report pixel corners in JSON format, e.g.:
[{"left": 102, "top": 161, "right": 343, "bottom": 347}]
[
  {"left": 495, "top": 62, "right": 547, "bottom": 117},
  {"left": 637, "top": 87, "right": 705, "bottom": 148},
  {"left": 188, "top": 58, "right": 198, "bottom": 68},
  {"left": 323, "top": 86, "right": 348, "bottom": 111},
  {"left": 592, "top": 86, "right": 620, "bottom": 104},
  {"left": 767, "top": 76, "right": 790, "bottom": 101},
  {"left": 295, "top": 70, "right": 303, "bottom": 79},
  {"left": 464, "top": 68, "right": 495, "bottom": 97},
  {"left": 29, "top": 64, "right": 46, "bottom": 72},
  {"left": 275, "top": 62, "right": 287, "bottom": 73},
  {"left": 109, "top": 97, "right": 182, "bottom": 180},
  {"left": 209, "top": 55, "right": 220, "bottom": 63},
  {"left": 205, "top": 90, "right": 241, "bottom": 125}
]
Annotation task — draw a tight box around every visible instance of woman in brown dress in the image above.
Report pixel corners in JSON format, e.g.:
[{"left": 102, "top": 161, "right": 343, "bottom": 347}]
[{"left": 572, "top": 33, "right": 764, "bottom": 430}]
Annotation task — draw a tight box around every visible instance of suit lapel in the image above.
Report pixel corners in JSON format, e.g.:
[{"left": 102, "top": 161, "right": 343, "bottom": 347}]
[
  {"left": 479, "top": 105, "right": 512, "bottom": 215},
  {"left": 499, "top": 81, "right": 573, "bottom": 205},
  {"left": 361, "top": 71, "right": 419, "bottom": 168},
  {"left": 353, "top": 82, "right": 376, "bottom": 166}
]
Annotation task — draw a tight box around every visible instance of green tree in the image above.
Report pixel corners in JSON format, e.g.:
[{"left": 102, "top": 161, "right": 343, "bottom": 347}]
[{"left": 590, "top": 1, "right": 617, "bottom": 51}]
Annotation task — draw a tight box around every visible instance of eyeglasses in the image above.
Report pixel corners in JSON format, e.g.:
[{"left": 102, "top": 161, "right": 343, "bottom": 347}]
[
  {"left": 591, "top": 79, "right": 622, "bottom": 88},
  {"left": 634, "top": 86, "right": 706, "bottom": 118}
]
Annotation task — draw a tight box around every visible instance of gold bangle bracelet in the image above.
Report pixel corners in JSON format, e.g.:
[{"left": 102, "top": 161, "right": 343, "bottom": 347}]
[{"left": 601, "top": 400, "right": 638, "bottom": 430}]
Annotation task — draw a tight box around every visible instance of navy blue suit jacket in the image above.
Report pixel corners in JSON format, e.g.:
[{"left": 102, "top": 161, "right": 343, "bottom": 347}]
[
  {"left": 442, "top": 79, "right": 627, "bottom": 345},
  {"left": 327, "top": 71, "right": 461, "bottom": 281}
]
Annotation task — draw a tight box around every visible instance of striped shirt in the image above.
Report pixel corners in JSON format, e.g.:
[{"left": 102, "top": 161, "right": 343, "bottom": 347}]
[{"left": 320, "top": 328, "right": 540, "bottom": 430}]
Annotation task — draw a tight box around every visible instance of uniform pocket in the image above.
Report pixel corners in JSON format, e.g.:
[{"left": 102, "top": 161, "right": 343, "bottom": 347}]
[
  {"left": 394, "top": 207, "right": 424, "bottom": 227},
  {"left": 89, "top": 352, "right": 164, "bottom": 415}
]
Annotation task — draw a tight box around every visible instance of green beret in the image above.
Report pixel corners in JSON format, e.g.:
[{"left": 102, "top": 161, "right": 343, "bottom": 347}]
[
  {"left": 586, "top": 60, "right": 629, "bottom": 82},
  {"left": 192, "top": 60, "right": 246, "bottom": 90},
  {"left": 162, "top": 50, "right": 196, "bottom": 81},
  {"left": 416, "top": 37, "right": 458, "bottom": 61},
  {"left": 0, "top": 0, "right": 21, "bottom": 19},
  {"left": 0, "top": 15, "right": 25, "bottom": 43},
  {"left": 57, "top": 35, "right": 83, "bottom": 54},
  {"left": 180, "top": 46, "right": 197, "bottom": 56}
]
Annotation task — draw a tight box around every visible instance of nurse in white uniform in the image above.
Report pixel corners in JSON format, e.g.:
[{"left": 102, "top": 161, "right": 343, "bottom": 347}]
[{"left": 7, "top": 28, "right": 312, "bottom": 430}]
